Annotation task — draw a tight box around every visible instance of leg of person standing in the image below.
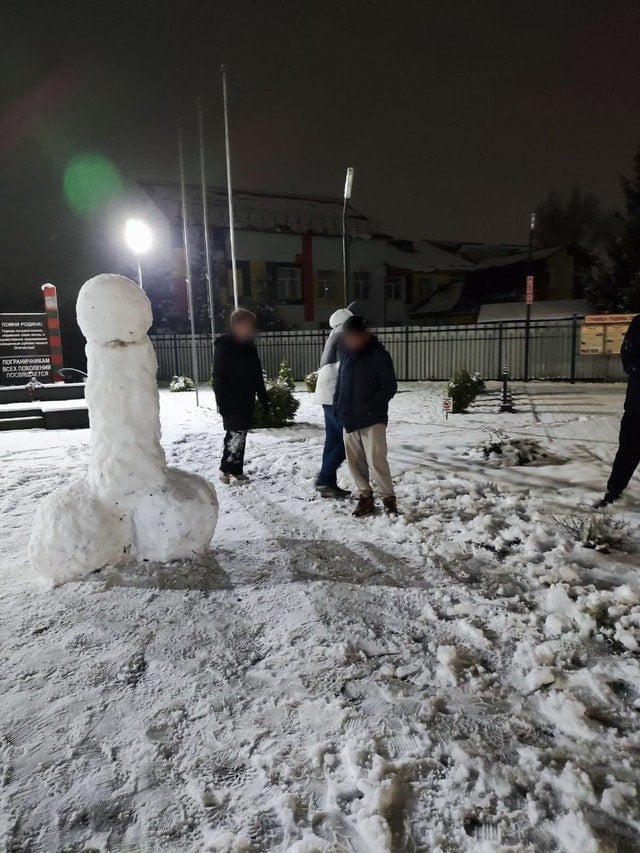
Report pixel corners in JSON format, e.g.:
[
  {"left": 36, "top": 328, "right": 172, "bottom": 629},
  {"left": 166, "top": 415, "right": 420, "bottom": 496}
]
[
  {"left": 360, "top": 424, "right": 395, "bottom": 506},
  {"left": 605, "top": 377, "right": 640, "bottom": 501},
  {"left": 345, "top": 428, "right": 376, "bottom": 516},
  {"left": 220, "top": 430, "right": 248, "bottom": 482},
  {"left": 316, "top": 405, "right": 347, "bottom": 495}
]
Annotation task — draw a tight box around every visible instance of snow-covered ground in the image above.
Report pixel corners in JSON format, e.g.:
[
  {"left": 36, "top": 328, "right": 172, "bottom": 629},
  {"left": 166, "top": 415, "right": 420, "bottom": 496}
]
[{"left": 1, "top": 382, "right": 639, "bottom": 851}]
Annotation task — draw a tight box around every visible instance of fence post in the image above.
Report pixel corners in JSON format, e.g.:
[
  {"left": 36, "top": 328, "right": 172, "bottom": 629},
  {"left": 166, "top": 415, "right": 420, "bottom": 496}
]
[
  {"left": 497, "top": 322, "right": 503, "bottom": 380},
  {"left": 524, "top": 313, "right": 531, "bottom": 382},
  {"left": 172, "top": 334, "right": 179, "bottom": 378},
  {"left": 570, "top": 313, "right": 578, "bottom": 384},
  {"left": 404, "top": 323, "right": 410, "bottom": 381}
]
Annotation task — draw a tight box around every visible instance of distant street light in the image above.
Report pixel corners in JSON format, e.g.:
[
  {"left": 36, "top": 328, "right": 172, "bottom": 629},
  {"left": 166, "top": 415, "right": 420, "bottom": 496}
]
[
  {"left": 342, "top": 166, "right": 355, "bottom": 305},
  {"left": 125, "top": 218, "right": 153, "bottom": 290}
]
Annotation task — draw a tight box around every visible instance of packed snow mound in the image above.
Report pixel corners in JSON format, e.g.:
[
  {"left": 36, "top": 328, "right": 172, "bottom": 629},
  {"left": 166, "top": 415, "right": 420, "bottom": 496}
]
[
  {"left": 29, "top": 478, "right": 132, "bottom": 583},
  {"left": 29, "top": 273, "right": 218, "bottom": 584},
  {"left": 76, "top": 272, "right": 153, "bottom": 343}
]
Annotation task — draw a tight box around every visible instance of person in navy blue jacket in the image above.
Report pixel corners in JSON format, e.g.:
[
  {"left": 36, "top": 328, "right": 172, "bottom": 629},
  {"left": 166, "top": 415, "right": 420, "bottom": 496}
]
[
  {"left": 597, "top": 314, "right": 640, "bottom": 506},
  {"left": 334, "top": 315, "right": 398, "bottom": 516}
]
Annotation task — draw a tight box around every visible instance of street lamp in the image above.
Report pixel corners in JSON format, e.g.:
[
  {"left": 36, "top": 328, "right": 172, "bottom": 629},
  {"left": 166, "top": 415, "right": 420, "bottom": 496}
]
[
  {"left": 342, "top": 166, "right": 355, "bottom": 305},
  {"left": 523, "top": 211, "right": 536, "bottom": 381},
  {"left": 125, "top": 218, "right": 153, "bottom": 290}
]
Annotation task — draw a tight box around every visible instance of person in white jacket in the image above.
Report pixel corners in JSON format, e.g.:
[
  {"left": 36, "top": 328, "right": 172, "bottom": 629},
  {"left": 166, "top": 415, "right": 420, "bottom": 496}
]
[{"left": 312, "top": 306, "right": 353, "bottom": 497}]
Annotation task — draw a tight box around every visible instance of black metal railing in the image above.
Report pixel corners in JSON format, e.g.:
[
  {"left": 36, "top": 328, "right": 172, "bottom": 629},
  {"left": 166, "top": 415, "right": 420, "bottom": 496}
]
[{"left": 150, "top": 317, "right": 625, "bottom": 384}]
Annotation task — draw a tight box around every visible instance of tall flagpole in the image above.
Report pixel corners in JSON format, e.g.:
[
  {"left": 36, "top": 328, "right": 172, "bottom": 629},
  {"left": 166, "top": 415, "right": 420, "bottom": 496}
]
[
  {"left": 197, "top": 97, "right": 216, "bottom": 352},
  {"left": 178, "top": 119, "right": 200, "bottom": 406},
  {"left": 221, "top": 64, "right": 239, "bottom": 309}
]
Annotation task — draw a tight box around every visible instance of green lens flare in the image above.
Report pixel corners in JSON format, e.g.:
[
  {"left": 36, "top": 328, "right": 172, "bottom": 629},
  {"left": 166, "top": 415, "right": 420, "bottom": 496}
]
[{"left": 63, "top": 153, "right": 123, "bottom": 215}]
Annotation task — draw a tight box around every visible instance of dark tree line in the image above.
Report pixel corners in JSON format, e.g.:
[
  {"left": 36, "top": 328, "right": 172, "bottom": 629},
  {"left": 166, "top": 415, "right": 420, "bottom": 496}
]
[{"left": 535, "top": 144, "right": 640, "bottom": 312}]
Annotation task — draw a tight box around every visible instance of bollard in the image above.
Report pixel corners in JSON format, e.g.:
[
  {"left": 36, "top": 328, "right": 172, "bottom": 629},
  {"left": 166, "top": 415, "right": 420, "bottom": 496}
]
[{"left": 499, "top": 368, "right": 514, "bottom": 413}]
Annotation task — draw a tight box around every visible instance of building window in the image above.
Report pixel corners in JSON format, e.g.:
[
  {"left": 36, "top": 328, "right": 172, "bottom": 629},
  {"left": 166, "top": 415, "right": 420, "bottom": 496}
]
[
  {"left": 227, "top": 263, "right": 251, "bottom": 298},
  {"left": 317, "top": 270, "right": 337, "bottom": 299},
  {"left": 416, "top": 275, "right": 433, "bottom": 302},
  {"left": 276, "top": 266, "right": 302, "bottom": 302},
  {"left": 385, "top": 275, "right": 405, "bottom": 301},
  {"left": 353, "top": 271, "right": 371, "bottom": 300}
]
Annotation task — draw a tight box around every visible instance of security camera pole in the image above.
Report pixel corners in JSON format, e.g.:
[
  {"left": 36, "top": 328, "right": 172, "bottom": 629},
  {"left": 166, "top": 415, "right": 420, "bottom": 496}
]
[{"left": 342, "top": 166, "right": 355, "bottom": 305}]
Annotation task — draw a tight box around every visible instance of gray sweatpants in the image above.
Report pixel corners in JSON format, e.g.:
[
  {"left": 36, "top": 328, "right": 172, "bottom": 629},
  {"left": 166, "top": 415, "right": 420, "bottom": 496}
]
[{"left": 344, "top": 423, "right": 395, "bottom": 498}]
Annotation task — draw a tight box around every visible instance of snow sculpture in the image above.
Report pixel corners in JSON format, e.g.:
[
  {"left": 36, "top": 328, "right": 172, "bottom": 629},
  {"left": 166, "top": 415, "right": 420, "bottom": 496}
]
[{"left": 29, "top": 274, "right": 218, "bottom": 583}]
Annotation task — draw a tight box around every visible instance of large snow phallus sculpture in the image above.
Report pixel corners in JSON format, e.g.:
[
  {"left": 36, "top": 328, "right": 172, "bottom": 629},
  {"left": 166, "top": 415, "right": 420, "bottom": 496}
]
[{"left": 29, "top": 274, "right": 218, "bottom": 583}]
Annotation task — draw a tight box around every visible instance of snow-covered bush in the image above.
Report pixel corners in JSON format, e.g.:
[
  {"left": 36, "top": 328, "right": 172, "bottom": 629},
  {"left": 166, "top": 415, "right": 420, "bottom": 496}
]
[
  {"left": 254, "top": 382, "right": 299, "bottom": 428},
  {"left": 556, "top": 513, "right": 629, "bottom": 553},
  {"left": 253, "top": 361, "right": 299, "bottom": 428},
  {"left": 305, "top": 371, "right": 318, "bottom": 393},
  {"left": 169, "top": 375, "right": 195, "bottom": 392},
  {"left": 447, "top": 369, "right": 476, "bottom": 413},
  {"left": 277, "top": 360, "right": 295, "bottom": 390},
  {"left": 470, "top": 432, "right": 558, "bottom": 466}
]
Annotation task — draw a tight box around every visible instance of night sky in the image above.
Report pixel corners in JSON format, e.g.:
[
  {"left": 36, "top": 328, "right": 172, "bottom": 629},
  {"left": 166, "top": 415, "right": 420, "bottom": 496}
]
[{"left": 2, "top": 0, "right": 640, "bottom": 310}]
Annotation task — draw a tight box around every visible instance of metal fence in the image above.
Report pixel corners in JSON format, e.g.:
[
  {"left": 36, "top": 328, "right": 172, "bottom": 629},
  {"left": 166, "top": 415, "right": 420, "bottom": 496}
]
[{"left": 150, "top": 319, "right": 627, "bottom": 384}]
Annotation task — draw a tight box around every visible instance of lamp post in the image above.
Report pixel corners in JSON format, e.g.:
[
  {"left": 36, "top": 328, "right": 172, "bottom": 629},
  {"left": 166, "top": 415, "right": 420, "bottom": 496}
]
[
  {"left": 523, "top": 211, "right": 536, "bottom": 381},
  {"left": 342, "top": 166, "right": 355, "bottom": 305},
  {"left": 125, "top": 218, "right": 153, "bottom": 290}
]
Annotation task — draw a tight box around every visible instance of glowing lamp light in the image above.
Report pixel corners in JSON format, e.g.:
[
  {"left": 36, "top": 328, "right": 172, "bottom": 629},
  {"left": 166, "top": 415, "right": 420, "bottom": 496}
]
[
  {"left": 343, "top": 166, "right": 355, "bottom": 200},
  {"left": 125, "top": 218, "right": 153, "bottom": 255}
]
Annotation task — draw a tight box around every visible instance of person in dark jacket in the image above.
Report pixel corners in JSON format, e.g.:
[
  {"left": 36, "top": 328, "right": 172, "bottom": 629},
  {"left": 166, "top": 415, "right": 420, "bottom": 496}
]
[
  {"left": 334, "top": 315, "right": 398, "bottom": 516},
  {"left": 212, "top": 308, "right": 269, "bottom": 484},
  {"left": 597, "top": 314, "right": 640, "bottom": 506}
]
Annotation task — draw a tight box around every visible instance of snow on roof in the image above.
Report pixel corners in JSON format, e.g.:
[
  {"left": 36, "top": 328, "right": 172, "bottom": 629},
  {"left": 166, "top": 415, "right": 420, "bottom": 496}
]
[
  {"left": 475, "top": 245, "right": 565, "bottom": 270},
  {"left": 408, "top": 240, "right": 473, "bottom": 271},
  {"left": 377, "top": 239, "right": 472, "bottom": 272},
  {"left": 141, "top": 182, "right": 375, "bottom": 237},
  {"left": 428, "top": 240, "right": 527, "bottom": 264},
  {"left": 477, "top": 299, "right": 590, "bottom": 322},
  {"left": 409, "top": 281, "right": 465, "bottom": 315}
]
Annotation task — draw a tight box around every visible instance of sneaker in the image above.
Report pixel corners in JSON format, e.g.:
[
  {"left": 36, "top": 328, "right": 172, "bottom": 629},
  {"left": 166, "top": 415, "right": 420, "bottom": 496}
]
[
  {"left": 353, "top": 495, "right": 375, "bottom": 517},
  {"left": 594, "top": 492, "right": 619, "bottom": 509},
  {"left": 219, "top": 471, "right": 230, "bottom": 485},
  {"left": 230, "top": 473, "right": 251, "bottom": 485},
  {"left": 382, "top": 496, "right": 398, "bottom": 515},
  {"left": 317, "top": 484, "right": 351, "bottom": 499}
]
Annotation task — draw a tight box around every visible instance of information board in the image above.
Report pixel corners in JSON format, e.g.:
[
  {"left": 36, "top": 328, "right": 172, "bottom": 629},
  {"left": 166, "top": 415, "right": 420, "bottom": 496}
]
[
  {"left": 580, "top": 314, "right": 637, "bottom": 356},
  {"left": 580, "top": 324, "right": 605, "bottom": 355},
  {"left": 0, "top": 314, "right": 52, "bottom": 384}
]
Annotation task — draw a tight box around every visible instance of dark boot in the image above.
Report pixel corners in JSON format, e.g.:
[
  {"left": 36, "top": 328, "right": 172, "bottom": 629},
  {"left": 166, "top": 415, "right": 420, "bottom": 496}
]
[
  {"left": 353, "top": 495, "right": 375, "bottom": 517},
  {"left": 382, "top": 496, "right": 398, "bottom": 515},
  {"left": 317, "top": 484, "right": 351, "bottom": 499},
  {"left": 594, "top": 492, "right": 619, "bottom": 509}
]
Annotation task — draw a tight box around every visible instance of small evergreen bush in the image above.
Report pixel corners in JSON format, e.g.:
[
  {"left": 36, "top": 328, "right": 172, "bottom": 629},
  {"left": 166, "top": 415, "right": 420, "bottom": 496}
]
[
  {"left": 447, "top": 369, "right": 476, "bottom": 413},
  {"left": 254, "top": 383, "right": 299, "bottom": 428},
  {"left": 305, "top": 371, "right": 318, "bottom": 393},
  {"left": 170, "top": 375, "right": 195, "bottom": 392},
  {"left": 277, "top": 361, "right": 295, "bottom": 390}
]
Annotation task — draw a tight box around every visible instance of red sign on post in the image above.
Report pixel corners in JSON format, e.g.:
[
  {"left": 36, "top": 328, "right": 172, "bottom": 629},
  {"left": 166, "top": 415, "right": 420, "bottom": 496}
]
[
  {"left": 526, "top": 275, "right": 535, "bottom": 306},
  {"left": 41, "top": 284, "right": 64, "bottom": 382}
]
